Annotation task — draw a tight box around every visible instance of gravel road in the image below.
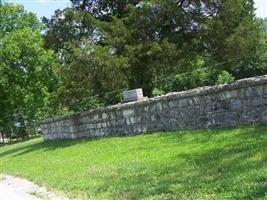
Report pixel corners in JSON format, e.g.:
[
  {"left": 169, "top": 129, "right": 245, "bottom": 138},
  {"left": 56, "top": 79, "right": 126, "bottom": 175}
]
[{"left": 0, "top": 174, "right": 68, "bottom": 200}]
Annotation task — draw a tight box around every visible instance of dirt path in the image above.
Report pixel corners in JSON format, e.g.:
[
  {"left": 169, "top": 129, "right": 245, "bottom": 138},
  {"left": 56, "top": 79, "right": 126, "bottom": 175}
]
[{"left": 0, "top": 174, "right": 69, "bottom": 200}]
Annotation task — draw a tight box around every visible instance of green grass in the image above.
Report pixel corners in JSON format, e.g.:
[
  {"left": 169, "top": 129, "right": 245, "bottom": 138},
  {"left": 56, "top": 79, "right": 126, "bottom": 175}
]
[{"left": 0, "top": 125, "right": 267, "bottom": 200}]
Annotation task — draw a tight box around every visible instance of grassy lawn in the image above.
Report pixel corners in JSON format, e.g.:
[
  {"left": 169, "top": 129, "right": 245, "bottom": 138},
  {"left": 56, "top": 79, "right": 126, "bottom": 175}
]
[{"left": 0, "top": 125, "right": 267, "bottom": 200}]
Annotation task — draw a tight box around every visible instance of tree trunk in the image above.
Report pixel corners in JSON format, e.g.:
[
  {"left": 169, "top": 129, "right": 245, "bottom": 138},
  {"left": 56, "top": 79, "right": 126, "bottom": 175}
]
[{"left": 0, "top": 131, "right": 5, "bottom": 144}]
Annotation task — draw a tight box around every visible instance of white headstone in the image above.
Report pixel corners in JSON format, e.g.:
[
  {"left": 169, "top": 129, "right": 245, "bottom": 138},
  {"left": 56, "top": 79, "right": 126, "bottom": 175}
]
[{"left": 122, "top": 88, "right": 147, "bottom": 103}]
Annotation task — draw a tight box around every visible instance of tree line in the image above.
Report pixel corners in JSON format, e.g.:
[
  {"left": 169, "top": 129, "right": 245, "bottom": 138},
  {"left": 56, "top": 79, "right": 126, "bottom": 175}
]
[{"left": 0, "top": 0, "right": 267, "bottom": 141}]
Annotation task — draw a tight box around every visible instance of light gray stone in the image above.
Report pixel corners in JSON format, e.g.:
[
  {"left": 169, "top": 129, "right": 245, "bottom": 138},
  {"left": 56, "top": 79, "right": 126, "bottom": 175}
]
[
  {"left": 122, "top": 88, "right": 146, "bottom": 102},
  {"left": 226, "top": 90, "right": 238, "bottom": 99},
  {"left": 40, "top": 75, "right": 267, "bottom": 140},
  {"left": 102, "top": 113, "right": 108, "bottom": 119},
  {"left": 251, "top": 98, "right": 262, "bottom": 107},
  {"left": 93, "top": 115, "right": 99, "bottom": 121},
  {"left": 230, "top": 100, "right": 242, "bottom": 110},
  {"left": 263, "top": 111, "right": 267, "bottom": 121},
  {"left": 123, "top": 109, "right": 134, "bottom": 117}
]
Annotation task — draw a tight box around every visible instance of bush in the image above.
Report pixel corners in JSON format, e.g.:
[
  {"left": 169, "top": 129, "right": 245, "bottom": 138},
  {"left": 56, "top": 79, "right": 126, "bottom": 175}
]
[
  {"left": 163, "top": 68, "right": 236, "bottom": 93},
  {"left": 216, "top": 70, "right": 235, "bottom": 84},
  {"left": 152, "top": 88, "right": 165, "bottom": 97},
  {"left": 170, "top": 68, "right": 217, "bottom": 92}
]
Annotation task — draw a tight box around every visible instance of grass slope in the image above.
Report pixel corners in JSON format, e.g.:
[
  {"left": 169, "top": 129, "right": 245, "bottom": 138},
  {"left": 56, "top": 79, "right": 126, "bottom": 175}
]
[{"left": 0, "top": 125, "right": 267, "bottom": 200}]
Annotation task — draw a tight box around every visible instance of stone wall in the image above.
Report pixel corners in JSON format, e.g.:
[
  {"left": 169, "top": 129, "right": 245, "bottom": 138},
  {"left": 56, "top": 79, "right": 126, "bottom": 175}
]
[{"left": 41, "top": 75, "right": 267, "bottom": 140}]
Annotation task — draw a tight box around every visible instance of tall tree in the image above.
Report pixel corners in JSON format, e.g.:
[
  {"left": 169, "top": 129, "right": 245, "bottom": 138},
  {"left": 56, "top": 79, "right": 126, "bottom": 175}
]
[
  {"left": 0, "top": 4, "right": 57, "bottom": 138},
  {"left": 70, "top": 0, "right": 140, "bottom": 19},
  {"left": 203, "top": 0, "right": 260, "bottom": 77},
  {"left": 43, "top": 0, "right": 263, "bottom": 111}
]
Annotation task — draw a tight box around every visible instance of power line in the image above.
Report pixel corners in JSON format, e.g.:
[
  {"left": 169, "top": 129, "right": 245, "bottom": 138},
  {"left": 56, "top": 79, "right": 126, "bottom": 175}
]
[
  {"left": 1, "top": 48, "right": 266, "bottom": 121},
  {"left": 53, "top": 47, "right": 267, "bottom": 113},
  {"left": 51, "top": 48, "right": 267, "bottom": 99},
  {"left": 152, "top": 48, "right": 267, "bottom": 84}
]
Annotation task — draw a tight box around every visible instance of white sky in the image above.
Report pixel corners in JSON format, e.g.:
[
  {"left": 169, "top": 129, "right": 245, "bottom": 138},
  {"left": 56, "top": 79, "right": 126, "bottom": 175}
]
[{"left": 255, "top": 0, "right": 267, "bottom": 18}]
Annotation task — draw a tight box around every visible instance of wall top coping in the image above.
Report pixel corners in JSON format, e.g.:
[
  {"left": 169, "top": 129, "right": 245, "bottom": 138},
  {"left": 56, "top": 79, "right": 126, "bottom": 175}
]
[{"left": 41, "top": 75, "right": 267, "bottom": 124}]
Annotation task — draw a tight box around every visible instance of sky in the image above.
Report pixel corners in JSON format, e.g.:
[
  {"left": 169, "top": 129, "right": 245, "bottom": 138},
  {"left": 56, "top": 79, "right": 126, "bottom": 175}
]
[
  {"left": 255, "top": 0, "right": 267, "bottom": 18},
  {"left": 5, "top": 0, "right": 71, "bottom": 19},
  {"left": 3, "top": 0, "right": 267, "bottom": 19}
]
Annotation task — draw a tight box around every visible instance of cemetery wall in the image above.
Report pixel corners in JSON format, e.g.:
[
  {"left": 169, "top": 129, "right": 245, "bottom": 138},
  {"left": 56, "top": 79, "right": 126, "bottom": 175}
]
[{"left": 40, "top": 75, "right": 267, "bottom": 140}]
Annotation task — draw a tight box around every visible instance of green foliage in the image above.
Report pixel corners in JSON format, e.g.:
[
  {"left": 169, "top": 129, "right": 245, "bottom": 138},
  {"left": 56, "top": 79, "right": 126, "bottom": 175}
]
[
  {"left": 170, "top": 68, "right": 216, "bottom": 91},
  {"left": 70, "top": 0, "right": 140, "bottom": 19},
  {"left": 216, "top": 70, "right": 235, "bottom": 84},
  {"left": 204, "top": 0, "right": 259, "bottom": 71},
  {"left": 152, "top": 88, "right": 165, "bottom": 97},
  {"left": 2, "top": 0, "right": 264, "bottom": 115},
  {"left": 53, "top": 41, "right": 128, "bottom": 112},
  {"left": 0, "top": 3, "right": 42, "bottom": 37},
  {"left": 259, "top": 18, "right": 267, "bottom": 42},
  {"left": 1, "top": 125, "right": 267, "bottom": 199},
  {"left": 256, "top": 18, "right": 267, "bottom": 73},
  {"left": 42, "top": 8, "right": 97, "bottom": 52},
  {"left": 0, "top": 4, "right": 57, "bottom": 138},
  {"left": 42, "top": 0, "right": 264, "bottom": 112},
  {"left": 166, "top": 69, "right": 235, "bottom": 92}
]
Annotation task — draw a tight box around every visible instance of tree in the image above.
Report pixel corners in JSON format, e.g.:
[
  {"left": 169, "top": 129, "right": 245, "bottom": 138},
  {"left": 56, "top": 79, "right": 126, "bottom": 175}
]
[
  {"left": 54, "top": 42, "right": 128, "bottom": 111},
  {"left": 42, "top": 8, "right": 123, "bottom": 111},
  {"left": 0, "top": 4, "right": 57, "bottom": 139},
  {"left": 43, "top": 0, "right": 263, "bottom": 112},
  {"left": 70, "top": 0, "right": 140, "bottom": 19},
  {"left": 43, "top": 8, "right": 98, "bottom": 52},
  {"left": 203, "top": 0, "right": 261, "bottom": 77},
  {"left": 253, "top": 17, "right": 267, "bottom": 75}
]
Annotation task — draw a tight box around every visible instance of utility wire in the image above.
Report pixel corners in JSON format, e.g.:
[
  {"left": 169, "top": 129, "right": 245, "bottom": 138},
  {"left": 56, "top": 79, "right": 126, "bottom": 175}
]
[
  {"left": 153, "top": 48, "right": 267, "bottom": 84},
  {"left": 47, "top": 47, "right": 267, "bottom": 102},
  {"left": 1, "top": 48, "right": 267, "bottom": 120}
]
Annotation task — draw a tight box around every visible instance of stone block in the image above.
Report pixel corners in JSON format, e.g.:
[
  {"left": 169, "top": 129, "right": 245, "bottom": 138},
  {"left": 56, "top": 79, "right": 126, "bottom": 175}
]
[
  {"left": 263, "top": 111, "right": 267, "bottom": 121},
  {"left": 230, "top": 99, "right": 242, "bottom": 110},
  {"left": 133, "top": 125, "right": 143, "bottom": 133},
  {"left": 97, "top": 123, "right": 102, "bottom": 129},
  {"left": 102, "top": 113, "right": 108, "bottom": 119},
  {"left": 193, "top": 97, "right": 200, "bottom": 105},
  {"left": 180, "top": 98, "right": 189, "bottom": 107},
  {"left": 225, "top": 90, "right": 238, "bottom": 99},
  {"left": 123, "top": 109, "right": 134, "bottom": 117},
  {"left": 126, "top": 118, "right": 131, "bottom": 125},
  {"left": 41, "top": 75, "right": 267, "bottom": 140},
  {"left": 93, "top": 114, "right": 99, "bottom": 121},
  {"left": 129, "top": 117, "right": 136, "bottom": 124},
  {"left": 101, "top": 122, "right": 107, "bottom": 128},
  {"left": 122, "top": 88, "right": 147, "bottom": 102},
  {"left": 168, "top": 101, "right": 176, "bottom": 108},
  {"left": 94, "top": 129, "right": 105, "bottom": 136},
  {"left": 150, "top": 102, "right": 163, "bottom": 112},
  {"left": 251, "top": 98, "right": 262, "bottom": 107},
  {"left": 151, "top": 115, "right": 156, "bottom": 121},
  {"left": 117, "top": 119, "right": 125, "bottom": 125},
  {"left": 244, "top": 87, "right": 261, "bottom": 97}
]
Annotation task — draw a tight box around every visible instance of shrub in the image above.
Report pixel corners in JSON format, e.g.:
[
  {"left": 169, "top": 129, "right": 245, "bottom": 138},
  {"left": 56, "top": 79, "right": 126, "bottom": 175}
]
[
  {"left": 152, "top": 88, "right": 165, "bottom": 97},
  {"left": 216, "top": 70, "right": 235, "bottom": 84}
]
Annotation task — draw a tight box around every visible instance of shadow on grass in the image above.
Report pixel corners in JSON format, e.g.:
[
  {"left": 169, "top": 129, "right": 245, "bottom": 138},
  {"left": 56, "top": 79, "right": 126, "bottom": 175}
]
[
  {"left": 1, "top": 125, "right": 267, "bottom": 199},
  {"left": 0, "top": 135, "right": 42, "bottom": 146},
  {"left": 0, "top": 137, "right": 95, "bottom": 157},
  {"left": 86, "top": 125, "right": 267, "bottom": 200},
  {"left": 0, "top": 129, "right": 219, "bottom": 158}
]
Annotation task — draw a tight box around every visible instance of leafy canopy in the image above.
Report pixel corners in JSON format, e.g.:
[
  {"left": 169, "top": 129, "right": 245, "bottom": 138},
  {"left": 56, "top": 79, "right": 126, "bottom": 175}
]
[
  {"left": 43, "top": 0, "right": 264, "bottom": 112},
  {"left": 0, "top": 4, "right": 57, "bottom": 137}
]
